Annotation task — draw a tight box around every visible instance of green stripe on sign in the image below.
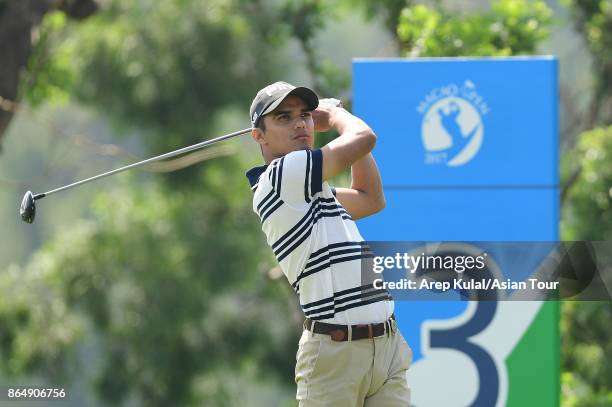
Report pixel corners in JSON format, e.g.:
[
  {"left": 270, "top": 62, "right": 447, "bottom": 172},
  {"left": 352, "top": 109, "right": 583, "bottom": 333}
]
[{"left": 506, "top": 301, "right": 560, "bottom": 406}]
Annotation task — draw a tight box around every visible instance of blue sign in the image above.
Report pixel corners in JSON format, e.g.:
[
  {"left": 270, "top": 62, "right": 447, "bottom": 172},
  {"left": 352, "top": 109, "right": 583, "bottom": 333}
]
[{"left": 353, "top": 57, "right": 559, "bottom": 407}]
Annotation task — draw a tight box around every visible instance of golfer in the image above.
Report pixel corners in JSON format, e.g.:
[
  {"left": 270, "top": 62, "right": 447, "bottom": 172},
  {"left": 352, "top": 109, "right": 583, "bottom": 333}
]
[{"left": 246, "top": 82, "right": 412, "bottom": 406}]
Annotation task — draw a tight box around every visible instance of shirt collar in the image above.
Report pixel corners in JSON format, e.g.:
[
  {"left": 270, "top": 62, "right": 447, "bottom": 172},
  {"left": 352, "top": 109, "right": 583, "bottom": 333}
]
[{"left": 245, "top": 164, "right": 268, "bottom": 189}]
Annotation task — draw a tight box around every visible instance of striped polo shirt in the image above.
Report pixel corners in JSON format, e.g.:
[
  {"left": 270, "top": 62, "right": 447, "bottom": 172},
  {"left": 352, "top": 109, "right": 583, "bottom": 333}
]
[{"left": 246, "top": 148, "right": 393, "bottom": 325}]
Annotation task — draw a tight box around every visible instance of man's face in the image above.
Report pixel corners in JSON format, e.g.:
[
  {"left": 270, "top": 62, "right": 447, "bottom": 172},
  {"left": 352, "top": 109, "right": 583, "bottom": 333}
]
[{"left": 254, "top": 95, "right": 315, "bottom": 161}]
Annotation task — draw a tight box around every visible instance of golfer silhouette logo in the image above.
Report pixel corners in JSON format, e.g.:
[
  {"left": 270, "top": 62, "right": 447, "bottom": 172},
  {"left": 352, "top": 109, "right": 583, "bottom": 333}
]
[{"left": 419, "top": 81, "right": 487, "bottom": 166}]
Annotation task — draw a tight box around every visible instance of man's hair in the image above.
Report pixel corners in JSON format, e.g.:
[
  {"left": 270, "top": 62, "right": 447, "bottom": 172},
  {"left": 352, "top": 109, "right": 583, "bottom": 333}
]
[
  {"left": 256, "top": 116, "right": 266, "bottom": 132},
  {"left": 256, "top": 117, "right": 266, "bottom": 157}
]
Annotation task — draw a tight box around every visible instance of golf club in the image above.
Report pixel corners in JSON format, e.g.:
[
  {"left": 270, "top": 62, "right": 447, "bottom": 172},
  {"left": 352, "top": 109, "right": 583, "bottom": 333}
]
[
  {"left": 19, "top": 98, "right": 343, "bottom": 224},
  {"left": 20, "top": 127, "right": 253, "bottom": 224}
]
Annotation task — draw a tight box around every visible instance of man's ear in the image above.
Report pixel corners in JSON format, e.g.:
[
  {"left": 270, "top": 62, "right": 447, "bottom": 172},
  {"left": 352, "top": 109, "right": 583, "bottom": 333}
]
[{"left": 251, "top": 127, "right": 266, "bottom": 146}]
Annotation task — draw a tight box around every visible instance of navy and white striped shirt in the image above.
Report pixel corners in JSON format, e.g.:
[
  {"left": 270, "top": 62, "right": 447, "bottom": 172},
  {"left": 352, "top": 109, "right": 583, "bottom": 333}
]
[{"left": 246, "top": 149, "right": 393, "bottom": 324}]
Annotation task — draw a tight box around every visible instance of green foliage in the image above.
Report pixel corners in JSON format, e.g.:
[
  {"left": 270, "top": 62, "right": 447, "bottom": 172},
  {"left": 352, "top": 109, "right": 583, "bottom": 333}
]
[
  {"left": 560, "top": 2, "right": 612, "bottom": 406},
  {"left": 0, "top": 264, "right": 85, "bottom": 379},
  {"left": 274, "top": 1, "right": 350, "bottom": 97},
  {"left": 272, "top": 0, "right": 351, "bottom": 149},
  {"left": 312, "top": 59, "right": 351, "bottom": 149},
  {"left": 561, "top": 126, "right": 612, "bottom": 240},
  {"left": 26, "top": 0, "right": 283, "bottom": 156},
  {"left": 567, "top": 0, "right": 612, "bottom": 74},
  {"left": 564, "top": 0, "right": 612, "bottom": 125},
  {"left": 279, "top": 0, "right": 329, "bottom": 46},
  {"left": 396, "top": 0, "right": 552, "bottom": 57},
  {"left": 7, "top": 1, "right": 348, "bottom": 404},
  {"left": 24, "top": 0, "right": 354, "bottom": 187},
  {"left": 1, "top": 174, "right": 300, "bottom": 405},
  {"left": 560, "top": 126, "right": 612, "bottom": 407},
  {"left": 561, "top": 302, "right": 612, "bottom": 407},
  {"left": 347, "top": 0, "right": 414, "bottom": 36},
  {"left": 21, "top": 11, "right": 75, "bottom": 106}
]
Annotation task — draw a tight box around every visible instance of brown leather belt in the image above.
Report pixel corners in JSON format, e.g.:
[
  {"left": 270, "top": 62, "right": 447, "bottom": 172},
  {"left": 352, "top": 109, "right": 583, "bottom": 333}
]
[{"left": 304, "top": 314, "right": 395, "bottom": 342}]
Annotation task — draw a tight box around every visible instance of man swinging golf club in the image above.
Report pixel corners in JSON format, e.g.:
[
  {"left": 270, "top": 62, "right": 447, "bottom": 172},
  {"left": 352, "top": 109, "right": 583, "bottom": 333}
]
[{"left": 246, "top": 82, "right": 412, "bottom": 406}]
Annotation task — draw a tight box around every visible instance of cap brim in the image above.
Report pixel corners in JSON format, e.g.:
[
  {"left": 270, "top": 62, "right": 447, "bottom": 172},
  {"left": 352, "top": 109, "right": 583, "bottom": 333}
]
[{"left": 260, "top": 87, "right": 319, "bottom": 118}]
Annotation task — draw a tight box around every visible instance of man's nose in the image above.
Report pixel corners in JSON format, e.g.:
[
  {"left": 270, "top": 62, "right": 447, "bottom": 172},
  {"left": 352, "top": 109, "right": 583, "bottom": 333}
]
[{"left": 295, "top": 116, "right": 306, "bottom": 128}]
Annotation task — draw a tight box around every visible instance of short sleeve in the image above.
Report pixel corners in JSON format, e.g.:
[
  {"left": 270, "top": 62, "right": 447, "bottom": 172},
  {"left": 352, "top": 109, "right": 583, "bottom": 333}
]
[{"left": 270, "top": 149, "right": 322, "bottom": 204}]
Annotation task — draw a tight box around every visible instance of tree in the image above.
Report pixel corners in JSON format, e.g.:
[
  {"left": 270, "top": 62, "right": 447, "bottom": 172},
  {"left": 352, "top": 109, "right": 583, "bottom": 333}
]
[
  {"left": 0, "top": 0, "right": 98, "bottom": 148},
  {"left": 22, "top": 0, "right": 278, "bottom": 185},
  {"left": 27, "top": 0, "right": 354, "bottom": 183},
  {"left": 396, "top": 0, "right": 552, "bottom": 57},
  {"left": 562, "top": 126, "right": 612, "bottom": 241},
  {"left": 345, "top": 0, "right": 414, "bottom": 42},
  {"left": 559, "top": 2, "right": 612, "bottom": 404},
  {"left": 560, "top": 125, "right": 612, "bottom": 406},
  {"left": 1, "top": 177, "right": 302, "bottom": 406},
  {"left": 0, "top": 0, "right": 345, "bottom": 404},
  {"left": 564, "top": 0, "right": 612, "bottom": 127}
]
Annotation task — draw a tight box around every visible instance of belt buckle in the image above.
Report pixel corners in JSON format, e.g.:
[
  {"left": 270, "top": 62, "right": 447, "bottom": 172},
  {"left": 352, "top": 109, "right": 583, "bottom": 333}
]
[{"left": 330, "top": 329, "right": 346, "bottom": 341}]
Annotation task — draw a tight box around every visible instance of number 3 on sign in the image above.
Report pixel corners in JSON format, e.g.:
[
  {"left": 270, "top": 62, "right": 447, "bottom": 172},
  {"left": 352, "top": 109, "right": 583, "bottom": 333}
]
[
  {"left": 409, "top": 298, "right": 546, "bottom": 407},
  {"left": 407, "top": 302, "right": 505, "bottom": 407}
]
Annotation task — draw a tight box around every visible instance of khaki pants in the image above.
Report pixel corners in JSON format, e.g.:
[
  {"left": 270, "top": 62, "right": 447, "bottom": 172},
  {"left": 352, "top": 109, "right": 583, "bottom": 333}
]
[{"left": 295, "top": 320, "right": 412, "bottom": 406}]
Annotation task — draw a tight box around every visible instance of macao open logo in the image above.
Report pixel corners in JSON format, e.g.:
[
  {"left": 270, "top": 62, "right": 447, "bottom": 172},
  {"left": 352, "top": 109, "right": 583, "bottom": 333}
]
[{"left": 418, "top": 80, "right": 490, "bottom": 166}]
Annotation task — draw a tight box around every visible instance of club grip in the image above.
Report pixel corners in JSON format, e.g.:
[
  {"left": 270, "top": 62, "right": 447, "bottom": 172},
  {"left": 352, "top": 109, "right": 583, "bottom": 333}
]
[{"left": 319, "top": 98, "right": 343, "bottom": 109}]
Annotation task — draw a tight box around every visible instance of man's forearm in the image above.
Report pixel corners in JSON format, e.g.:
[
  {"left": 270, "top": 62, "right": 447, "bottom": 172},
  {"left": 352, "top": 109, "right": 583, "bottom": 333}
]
[
  {"left": 328, "top": 107, "right": 383, "bottom": 200},
  {"left": 328, "top": 108, "right": 383, "bottom": 197}
]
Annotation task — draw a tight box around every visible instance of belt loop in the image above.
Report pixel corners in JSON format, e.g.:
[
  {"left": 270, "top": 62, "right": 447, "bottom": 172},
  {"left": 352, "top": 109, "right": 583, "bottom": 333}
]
[
  {"left": 311, "top": 320, "right": 316, "bottom": 338},
  {"left": 348, "top": 324, "right": 352, "bottom": 342}
]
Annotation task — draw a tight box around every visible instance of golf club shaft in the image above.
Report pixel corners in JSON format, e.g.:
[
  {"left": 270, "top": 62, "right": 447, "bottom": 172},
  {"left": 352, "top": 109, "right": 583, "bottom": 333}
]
[{"left": 35, "top": 127, "right": 253, "bottom": 200}]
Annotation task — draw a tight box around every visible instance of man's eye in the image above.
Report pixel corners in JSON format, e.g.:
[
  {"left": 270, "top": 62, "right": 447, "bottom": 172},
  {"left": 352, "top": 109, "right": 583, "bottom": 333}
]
[
  {"left": 278, "top": 115, "right": 289, "bottom": 121},
  {"left": 301, "top": 112, "right": 312, "bottom": 118}
]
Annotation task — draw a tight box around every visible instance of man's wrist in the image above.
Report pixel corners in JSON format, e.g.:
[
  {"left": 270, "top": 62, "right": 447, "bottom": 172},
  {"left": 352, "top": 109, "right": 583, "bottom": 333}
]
[{"left": 328, "top": 107, "right": 352, "bottom": 131}]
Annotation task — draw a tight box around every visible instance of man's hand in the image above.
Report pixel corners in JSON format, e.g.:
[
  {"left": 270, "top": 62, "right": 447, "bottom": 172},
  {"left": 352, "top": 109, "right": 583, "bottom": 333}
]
[
  {"left": 320, "top": 105, "right": 376, "bottom": 181},
  {"left": 312, "top": 98, "right": 343, "bottom": 133}
]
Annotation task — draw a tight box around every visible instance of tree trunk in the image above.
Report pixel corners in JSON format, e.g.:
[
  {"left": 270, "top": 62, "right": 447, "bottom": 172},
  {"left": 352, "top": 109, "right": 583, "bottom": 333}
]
[{"left": 0, "top": 0, "right": 98, "bottom": 150}]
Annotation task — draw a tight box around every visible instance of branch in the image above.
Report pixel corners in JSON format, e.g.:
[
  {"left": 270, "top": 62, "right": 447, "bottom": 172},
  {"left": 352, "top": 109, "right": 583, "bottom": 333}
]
[
  {"left": 561, "top": 165, "right": 582, "bottom": 205},
  {"left": 57, "top": 0, "right": 98, "bottom": 20},
  {"left": 0, "top": 0, "right": 99, "bottom": 148}
]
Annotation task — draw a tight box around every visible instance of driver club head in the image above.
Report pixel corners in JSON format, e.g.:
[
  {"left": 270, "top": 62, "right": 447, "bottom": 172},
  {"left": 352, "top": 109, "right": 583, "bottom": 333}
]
[{"left": 20, "top": 191, "right": 36, "bottom": 224}]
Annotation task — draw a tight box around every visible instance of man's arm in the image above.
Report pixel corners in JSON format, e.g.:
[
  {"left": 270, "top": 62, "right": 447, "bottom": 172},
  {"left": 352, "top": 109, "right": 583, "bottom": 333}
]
[
  {"left": 334, "top": 153, "right": 385, "bottom": 220},
  {"left": 314, "top": 104, "right": 385, "bottom": 220}
]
